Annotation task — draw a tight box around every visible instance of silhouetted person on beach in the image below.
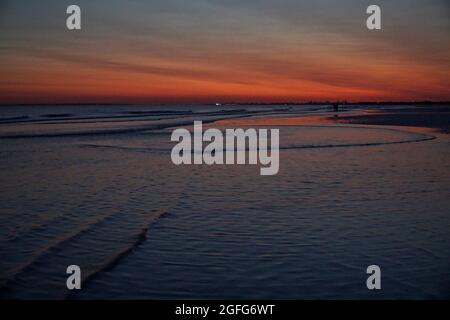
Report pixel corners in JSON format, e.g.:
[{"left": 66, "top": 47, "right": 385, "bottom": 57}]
[{"left": 333, "top": 103, "right": 339, "bottom": 112}]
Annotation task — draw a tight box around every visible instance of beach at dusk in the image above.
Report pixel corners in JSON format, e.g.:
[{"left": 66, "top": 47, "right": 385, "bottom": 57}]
[
  {"left": 0, "top": 103, "right": 449, "bottom": 299},
  {"left": 0, "top": 0, "right": 449, "bottom": 306}
]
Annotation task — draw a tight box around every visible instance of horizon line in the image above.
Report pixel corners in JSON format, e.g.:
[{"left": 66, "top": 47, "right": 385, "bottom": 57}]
[{"left": 1, "top": 100, "right": 450, "bottom": 107}]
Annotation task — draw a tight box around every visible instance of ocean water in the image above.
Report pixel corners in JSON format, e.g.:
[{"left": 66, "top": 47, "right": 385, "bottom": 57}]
[{"left": 0, "top": 104, "right": 449, "bottom": 299}]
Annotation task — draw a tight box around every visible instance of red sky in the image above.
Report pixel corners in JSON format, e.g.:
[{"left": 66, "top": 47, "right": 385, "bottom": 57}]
[{"left": 0, "top": 0, "right": 449, "bottom": 104}]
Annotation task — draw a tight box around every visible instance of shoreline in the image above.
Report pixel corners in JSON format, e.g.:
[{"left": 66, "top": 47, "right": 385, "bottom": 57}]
[
  {"left": 213, "top": 105, "right": 450, "bottom": 134},
  {"left": 333, "top": 106, "right": 450, "bottom": 134}
]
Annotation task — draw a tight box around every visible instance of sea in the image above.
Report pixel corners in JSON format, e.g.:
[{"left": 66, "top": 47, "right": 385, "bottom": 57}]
[{"left": 0, "top": 104, "right": 449, "bottom": 299}]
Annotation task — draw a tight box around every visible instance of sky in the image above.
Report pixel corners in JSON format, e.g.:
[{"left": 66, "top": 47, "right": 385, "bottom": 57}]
[{"left": 0, "top": 0, "right": 449, "bottom": 104}]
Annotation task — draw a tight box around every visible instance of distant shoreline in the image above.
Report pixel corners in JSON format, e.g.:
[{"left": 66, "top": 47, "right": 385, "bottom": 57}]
[
  {"left": 333, "top": 105, "right": 450, "bottom": 134},
  {"left": 213, "top": 104, "right": 450, "bottom": 134}
]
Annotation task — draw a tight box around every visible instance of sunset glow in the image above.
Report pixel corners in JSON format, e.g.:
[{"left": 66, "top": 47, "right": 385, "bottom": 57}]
[{"left": 0, "top": 0, "right": 449, "bottom": 104}]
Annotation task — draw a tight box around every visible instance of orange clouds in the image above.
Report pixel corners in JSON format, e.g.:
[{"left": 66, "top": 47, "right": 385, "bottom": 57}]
[{"left": 0, "top": 1, "right": 449, "bottom": 104}]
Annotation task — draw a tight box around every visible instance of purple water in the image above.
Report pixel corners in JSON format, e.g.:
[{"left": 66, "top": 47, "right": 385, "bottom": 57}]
[{"left": 0, "top": 104, "right": 449, "bottom": 299}]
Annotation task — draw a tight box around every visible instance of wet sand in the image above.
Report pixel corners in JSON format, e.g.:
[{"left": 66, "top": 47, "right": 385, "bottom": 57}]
[
  {"left": 213, "top": 105, "right": 450, "bottom": 135},
  {"left": 332, "top": 105, "right": 450, "bottom": 134}
]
